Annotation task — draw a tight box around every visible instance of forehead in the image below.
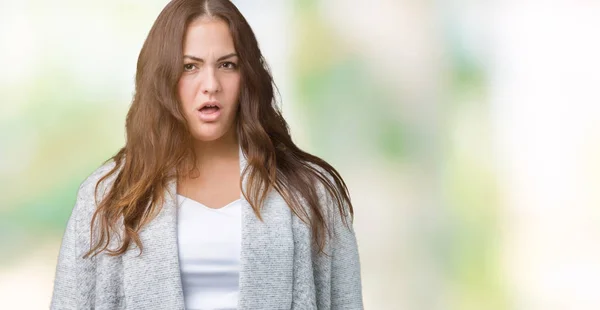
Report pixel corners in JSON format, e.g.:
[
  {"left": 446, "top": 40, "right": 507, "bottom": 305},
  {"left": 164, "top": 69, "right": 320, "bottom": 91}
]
[{"left": 182, "top": 17, "right": 235, "bottom": 55}]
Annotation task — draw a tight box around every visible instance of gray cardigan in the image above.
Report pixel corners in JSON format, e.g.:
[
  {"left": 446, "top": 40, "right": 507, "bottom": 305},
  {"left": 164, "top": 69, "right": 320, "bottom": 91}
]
[{"left": 50, "top": 147, "right": 363, "bottom": 309}]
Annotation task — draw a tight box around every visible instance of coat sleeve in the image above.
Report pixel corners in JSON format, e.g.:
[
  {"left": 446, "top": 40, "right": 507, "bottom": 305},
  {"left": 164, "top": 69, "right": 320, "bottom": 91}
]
[
  {"left": 50, "top": 183, "right": 97, "bottom": 309},
  {"left": 329, "top": 199, "right": 364, "bottom": 310}
]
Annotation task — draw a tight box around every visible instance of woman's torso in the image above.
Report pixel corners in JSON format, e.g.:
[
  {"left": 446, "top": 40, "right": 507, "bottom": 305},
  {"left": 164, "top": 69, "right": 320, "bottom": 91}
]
[
  {"left": 176, "top": 194, "right": 242, "bottom": 310},
  {"left": 176, "top": 151, "right": 243, "bottom": 309}
]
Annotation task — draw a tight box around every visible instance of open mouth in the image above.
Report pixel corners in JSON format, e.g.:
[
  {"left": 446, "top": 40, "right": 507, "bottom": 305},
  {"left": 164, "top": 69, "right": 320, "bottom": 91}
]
[
  {"left": 196, "top": 104, "right": 222, "bottom": 122},
  {"left": 199, "top": 105, "right": 220, "bottom": 114}
]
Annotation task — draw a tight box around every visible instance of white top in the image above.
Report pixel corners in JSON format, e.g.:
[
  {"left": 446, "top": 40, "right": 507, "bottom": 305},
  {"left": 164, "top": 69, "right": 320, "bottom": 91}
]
[{"left": 176, "top": 194, "right": 242, "bottom": 310}]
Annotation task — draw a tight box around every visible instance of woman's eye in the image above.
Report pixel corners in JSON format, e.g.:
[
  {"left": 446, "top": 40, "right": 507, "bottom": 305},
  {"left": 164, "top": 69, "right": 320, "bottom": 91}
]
[
  {"left": 183, "top": 64, "right": 196, "bottom": 71},
  {"left": 221, "top": 62, "right": 238, "bottom": 70}
]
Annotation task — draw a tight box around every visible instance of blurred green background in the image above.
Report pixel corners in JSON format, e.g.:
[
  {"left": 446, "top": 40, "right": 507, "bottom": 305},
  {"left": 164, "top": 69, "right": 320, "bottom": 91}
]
[{"left": 1, "top": 1, "right": 600, "bottom": 309}]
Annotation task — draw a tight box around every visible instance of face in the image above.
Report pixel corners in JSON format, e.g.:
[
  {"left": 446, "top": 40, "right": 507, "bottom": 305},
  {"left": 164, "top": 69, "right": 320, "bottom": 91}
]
[{"left": 178, "top": 17, "right": 241, "bottom": 143}]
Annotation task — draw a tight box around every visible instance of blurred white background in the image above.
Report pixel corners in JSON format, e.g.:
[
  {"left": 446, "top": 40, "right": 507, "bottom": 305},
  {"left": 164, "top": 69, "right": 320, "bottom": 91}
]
[{"left": 1, "top": 1, "right": 599, "bottom": 309}]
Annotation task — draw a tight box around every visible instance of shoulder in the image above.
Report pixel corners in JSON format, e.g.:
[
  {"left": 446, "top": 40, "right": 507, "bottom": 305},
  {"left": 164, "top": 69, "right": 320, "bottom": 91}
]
[
  {"left": 305, "top": 161, "right": 343, "bottom": 200},
  {"left": 305, "top": 161, "right": 334, "bottom": 183},
  {"left": 73, "top": 159, "right": 120, "bottom": 220},
  {"left": 304, "top": 161, "right": 352, "bottom": 219},
  {"left": 78, "top": 160, "right": 119, "bottom": 197}
]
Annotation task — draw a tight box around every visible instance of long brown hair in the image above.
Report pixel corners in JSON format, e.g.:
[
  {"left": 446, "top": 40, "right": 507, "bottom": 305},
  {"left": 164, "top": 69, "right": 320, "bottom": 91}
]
[{"left": 84, "top": 0, "right": 353, "bottom": 259}]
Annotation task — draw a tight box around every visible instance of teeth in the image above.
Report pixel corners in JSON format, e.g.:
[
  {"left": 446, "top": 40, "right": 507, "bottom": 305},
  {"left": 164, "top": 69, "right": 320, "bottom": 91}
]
[{"left": 200, "top": 105, "right": 217, "bottom": 109}]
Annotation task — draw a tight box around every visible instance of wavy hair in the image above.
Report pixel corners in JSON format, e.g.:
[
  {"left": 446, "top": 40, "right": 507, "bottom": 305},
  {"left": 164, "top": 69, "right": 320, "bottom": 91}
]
[{"left": 83, "top": 0, "right": 353, "bottom": 258}]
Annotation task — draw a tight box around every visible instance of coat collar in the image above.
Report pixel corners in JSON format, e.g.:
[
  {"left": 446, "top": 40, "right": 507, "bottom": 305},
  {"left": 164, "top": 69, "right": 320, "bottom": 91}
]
[{"left": 122, "top": 145, "right": 295, "bottom": 309}]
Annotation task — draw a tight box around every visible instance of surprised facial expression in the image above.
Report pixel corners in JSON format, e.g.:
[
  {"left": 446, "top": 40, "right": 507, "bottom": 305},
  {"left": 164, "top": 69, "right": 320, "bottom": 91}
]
[{"left": 177, "top": 17, "right": 241, "bottom": 143}]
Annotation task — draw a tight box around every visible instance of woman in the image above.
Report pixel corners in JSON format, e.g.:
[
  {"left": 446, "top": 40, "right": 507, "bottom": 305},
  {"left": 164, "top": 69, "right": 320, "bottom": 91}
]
[{"left": 50, "top": 0, "right": 363, "bottom": 309}]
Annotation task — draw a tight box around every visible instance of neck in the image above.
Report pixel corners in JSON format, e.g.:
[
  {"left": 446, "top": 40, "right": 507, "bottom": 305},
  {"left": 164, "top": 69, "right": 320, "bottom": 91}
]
[{"left": 192, "top": 126, "right": 239, "bottom": 167}]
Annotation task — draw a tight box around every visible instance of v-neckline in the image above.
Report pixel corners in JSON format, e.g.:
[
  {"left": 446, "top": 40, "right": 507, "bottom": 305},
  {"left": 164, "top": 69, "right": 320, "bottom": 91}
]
[{"left": 177, "top": 194, "right": 241, "bottom": 211}]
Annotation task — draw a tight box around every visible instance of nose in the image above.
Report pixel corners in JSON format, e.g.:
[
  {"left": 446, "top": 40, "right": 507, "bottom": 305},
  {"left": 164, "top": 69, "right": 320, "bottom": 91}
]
[{"left": 201, "top": 67, "right": 220, "bottom": 95}]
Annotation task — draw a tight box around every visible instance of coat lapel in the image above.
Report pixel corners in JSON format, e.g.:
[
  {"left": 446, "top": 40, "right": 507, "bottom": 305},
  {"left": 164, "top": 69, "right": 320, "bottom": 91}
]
[
  {"left": 122, "top": 175, "right": 185, "bottom": 309},
  {"left": 122, "top": 145, "right": 294, "bottom": 309},
  {"left": 237, "top": 146, "right": 295, "bottom": 309}
]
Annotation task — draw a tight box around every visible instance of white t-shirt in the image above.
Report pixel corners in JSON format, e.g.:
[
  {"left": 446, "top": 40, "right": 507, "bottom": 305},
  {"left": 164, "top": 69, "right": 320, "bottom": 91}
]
[{"left": 176, "top": 194, "right": 242, "bottom": 310}]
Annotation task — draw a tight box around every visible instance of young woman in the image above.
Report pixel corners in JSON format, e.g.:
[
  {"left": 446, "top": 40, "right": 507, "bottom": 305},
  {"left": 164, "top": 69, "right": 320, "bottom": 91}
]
[{"left": 50, "top": 0, "right": 363, "bottom": 309}]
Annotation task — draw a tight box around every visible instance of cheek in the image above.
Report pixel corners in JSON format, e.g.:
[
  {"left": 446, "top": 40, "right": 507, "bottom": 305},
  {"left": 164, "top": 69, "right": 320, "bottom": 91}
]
[
  {"left": 224, "top": 76, "right": 241, "bottom": 101},
  {"left": 177, "top": 79, "right": 196, "bottom": 108}
]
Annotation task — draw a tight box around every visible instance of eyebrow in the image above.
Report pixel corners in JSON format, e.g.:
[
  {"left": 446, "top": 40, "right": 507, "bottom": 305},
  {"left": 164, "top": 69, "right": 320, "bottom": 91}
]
[{"left": 183, "top": 52, "right": 238, "bottom": 62}]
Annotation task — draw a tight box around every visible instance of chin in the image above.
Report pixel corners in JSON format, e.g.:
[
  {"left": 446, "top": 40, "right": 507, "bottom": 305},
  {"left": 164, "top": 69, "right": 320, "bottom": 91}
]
[
  {"left": 188, "top": 118, "right": 236, "bottom": 143},
  {"left": 191, "top": 131, "right": 225, "bottom": 142},
  {"left": 191, "top": 123, "right": 233, "bottom": 141}
]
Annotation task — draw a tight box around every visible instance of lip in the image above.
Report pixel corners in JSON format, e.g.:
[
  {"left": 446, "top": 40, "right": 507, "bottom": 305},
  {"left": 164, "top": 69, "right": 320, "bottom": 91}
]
[
  {"left": 196, "top": 101, "right": 222, "bottom": 122},
  {"left": 197, "top": 100, "right": 222, "bottom": 110}
]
